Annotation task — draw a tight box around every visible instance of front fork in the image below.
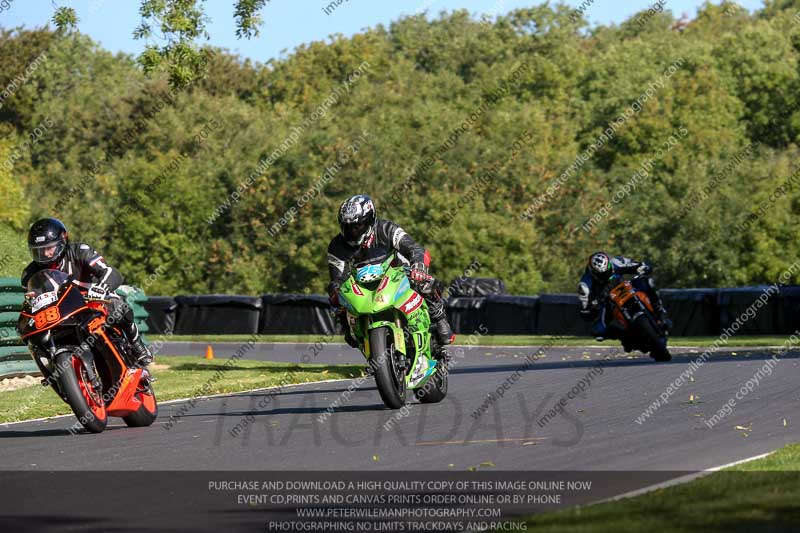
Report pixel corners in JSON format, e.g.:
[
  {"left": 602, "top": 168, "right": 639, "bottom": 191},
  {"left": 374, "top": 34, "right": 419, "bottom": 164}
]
[
  {"left": 73, "top": 348, "right": 103, "bottom": 392},
  {"left": 624, "top": 298, "right": 662, "bottom": 335}
]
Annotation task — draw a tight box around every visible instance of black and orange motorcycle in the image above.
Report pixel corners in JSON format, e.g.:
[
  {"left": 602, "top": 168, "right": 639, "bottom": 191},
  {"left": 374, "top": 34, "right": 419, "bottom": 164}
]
[
  {"left": 17, "top": 270, "right": 158, "bottom": 433},
  {"left": 606, "top": 275, "right": 671, "bottom": 362}
]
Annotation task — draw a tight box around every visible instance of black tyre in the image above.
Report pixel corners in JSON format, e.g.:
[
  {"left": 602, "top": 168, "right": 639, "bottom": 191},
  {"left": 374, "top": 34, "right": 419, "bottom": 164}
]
[
  {"left": 123, "top": 379, "right": 159, "bottom": 427},
  {"left": 633, "top": 315, "right": 671, "bottom": 362},
  {"left": 414, "top": 357, "right": 448, "bottom": 404},
  {"left": 369, "top": 327, "right": 406, "bottom": 409},
  {"left": 54, "top": 351, "right": 108, "bottom": 434}
]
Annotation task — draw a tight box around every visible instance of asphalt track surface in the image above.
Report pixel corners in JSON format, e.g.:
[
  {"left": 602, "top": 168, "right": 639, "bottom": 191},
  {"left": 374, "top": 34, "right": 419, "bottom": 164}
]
[
  {"left": 2, "top": 341, "right": 799, "bottom": 531},
  {"left": 2, "top": 341, "right": 798, "bottom": 472}
]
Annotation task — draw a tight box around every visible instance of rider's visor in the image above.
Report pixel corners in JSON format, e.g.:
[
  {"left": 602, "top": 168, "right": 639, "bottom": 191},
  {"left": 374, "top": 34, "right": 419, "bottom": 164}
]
[
  {"left": 342, "top": 222, "right": 368, "bottom": 243},
  {"left": 30, "top": 242, "right": 62, "bottom": 263}
]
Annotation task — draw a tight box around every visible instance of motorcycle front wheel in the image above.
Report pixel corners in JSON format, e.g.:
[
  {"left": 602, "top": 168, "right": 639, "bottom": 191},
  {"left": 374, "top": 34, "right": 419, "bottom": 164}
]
[
  {"left": 369, "top": 327, "right": 407, "bottom": 409},
  {"left": 55, "top": 351, "right": 108, "bottom": 433}
]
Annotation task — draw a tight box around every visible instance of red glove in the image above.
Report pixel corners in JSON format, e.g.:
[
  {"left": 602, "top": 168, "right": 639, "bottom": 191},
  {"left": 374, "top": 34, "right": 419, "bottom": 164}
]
[
  {"left": 409, "top": 262, "right": 431, "bottom": 283},
  {"left": 409, "top": 270, "right": 431, "bottom": 283}
]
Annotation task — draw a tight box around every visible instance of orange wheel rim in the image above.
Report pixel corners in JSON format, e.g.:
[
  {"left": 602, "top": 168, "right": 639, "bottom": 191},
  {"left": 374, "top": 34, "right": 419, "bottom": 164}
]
[{"left": 72, "top": 356, "right": 106, "bottom": 420}]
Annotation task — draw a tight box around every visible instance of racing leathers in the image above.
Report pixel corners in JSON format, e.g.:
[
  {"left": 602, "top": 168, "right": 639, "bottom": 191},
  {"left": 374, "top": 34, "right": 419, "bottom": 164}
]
[
  {"left": 577, "top": 256, "right": 670, "bottom": 340},
  {"left": 21, "top": 243, "right": 152, "bottom": 364},
  {"left": 327, "top": 219, "right": 454, "bottom": 348}
]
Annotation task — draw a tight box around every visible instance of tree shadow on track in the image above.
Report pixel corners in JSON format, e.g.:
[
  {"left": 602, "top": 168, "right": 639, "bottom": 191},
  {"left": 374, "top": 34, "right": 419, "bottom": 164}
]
[
  {"left": 244, "top": 385, "right": 378, "bottom": 397},
  {"left": 451, "top": 350, "right": 800, "bottom": 375},
  {"left": 174, "top": 400, "right": 388, "bottom": 420},
  {"left": 0, "top": 425, "right": 131, "bottom": 439}
]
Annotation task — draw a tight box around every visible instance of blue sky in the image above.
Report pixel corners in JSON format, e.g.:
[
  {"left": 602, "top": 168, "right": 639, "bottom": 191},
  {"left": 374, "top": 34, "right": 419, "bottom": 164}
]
[{"left": 1, "top": 0, "right": 766, "bottom": 64}]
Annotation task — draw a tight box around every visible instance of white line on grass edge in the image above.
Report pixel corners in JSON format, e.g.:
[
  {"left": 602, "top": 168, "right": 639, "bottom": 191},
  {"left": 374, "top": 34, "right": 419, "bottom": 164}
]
[
  {"left": 462, "top": 452, "right": 778, "bottom": 533},
  {"left": 594, "top": 451, "right": 775, "bottom": 505}
]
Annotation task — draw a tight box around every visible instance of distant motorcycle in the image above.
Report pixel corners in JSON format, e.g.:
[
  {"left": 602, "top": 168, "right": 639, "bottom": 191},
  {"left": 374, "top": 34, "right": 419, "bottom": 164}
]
[
  {"left": 18, "top": 270, "right": 158, "bottom": 433},
  {"left": 338, "top": 253, "right": 448, "bottom": 409},
  {"left": 605, "top": 276, "right": 671, "bottom": 362}
]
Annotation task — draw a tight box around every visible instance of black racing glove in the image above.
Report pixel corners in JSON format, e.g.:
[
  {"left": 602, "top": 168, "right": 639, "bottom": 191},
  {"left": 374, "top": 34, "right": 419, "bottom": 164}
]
[{"left": 328, "top": 282, "right": 341, "bottom": 308}]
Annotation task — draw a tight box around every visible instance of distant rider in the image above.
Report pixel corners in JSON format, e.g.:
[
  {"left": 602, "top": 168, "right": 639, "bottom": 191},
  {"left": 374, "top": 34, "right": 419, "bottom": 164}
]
[
  {"left": 578, "top": 252, "right": 672, "bottom": 341},
  {"left": 22, "top": 218, "right": 153, "bottom": 365},
  {"left": 327, "top": 194, "right": 455, "bottom": 348}
]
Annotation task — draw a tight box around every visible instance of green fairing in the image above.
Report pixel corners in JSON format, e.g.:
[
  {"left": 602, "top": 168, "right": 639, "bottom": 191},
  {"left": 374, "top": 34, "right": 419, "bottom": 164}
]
[{"left": 339, "top": 254, "right": 436, "bottom": 389}]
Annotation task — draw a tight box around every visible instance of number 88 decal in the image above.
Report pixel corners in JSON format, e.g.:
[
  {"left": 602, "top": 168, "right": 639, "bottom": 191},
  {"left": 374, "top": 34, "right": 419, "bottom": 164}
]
[{"left": 34, "top": 307, "right": 61, "bottom": 329}]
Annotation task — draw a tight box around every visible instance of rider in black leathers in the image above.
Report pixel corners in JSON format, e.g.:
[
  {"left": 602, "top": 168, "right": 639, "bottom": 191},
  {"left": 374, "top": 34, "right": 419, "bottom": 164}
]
[
  {"left": 327, "top": 195, "right": 455, "bottom": 348},
  {"left": 22, "top": 218, "right": 153, "bottom": 365},
  {"left": 578, "top": 251, "right": 671, "bottom": 341}
]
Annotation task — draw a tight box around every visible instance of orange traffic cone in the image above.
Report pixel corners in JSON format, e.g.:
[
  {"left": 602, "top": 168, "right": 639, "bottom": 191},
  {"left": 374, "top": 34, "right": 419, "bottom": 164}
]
[{"left": 205, "top": 345, "right": 214, "bottom": 360}]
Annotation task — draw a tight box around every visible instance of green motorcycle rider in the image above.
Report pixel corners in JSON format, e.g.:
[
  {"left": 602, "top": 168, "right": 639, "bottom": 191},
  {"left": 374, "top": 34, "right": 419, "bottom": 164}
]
[{"left": 327, "top": 194, "right": 455, "bottom": 348}]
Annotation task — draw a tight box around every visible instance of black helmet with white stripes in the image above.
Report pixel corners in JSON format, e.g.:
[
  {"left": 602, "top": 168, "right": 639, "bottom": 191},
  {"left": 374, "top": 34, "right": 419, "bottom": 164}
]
[{"left": 338, "top": 195, "right": 376, "bottom": 247}]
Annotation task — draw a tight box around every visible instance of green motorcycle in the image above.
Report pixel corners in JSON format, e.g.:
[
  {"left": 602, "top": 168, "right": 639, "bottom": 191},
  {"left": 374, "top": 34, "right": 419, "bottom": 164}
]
[{"left": 338, "top": 253, "right": 449, "bottom": 409}]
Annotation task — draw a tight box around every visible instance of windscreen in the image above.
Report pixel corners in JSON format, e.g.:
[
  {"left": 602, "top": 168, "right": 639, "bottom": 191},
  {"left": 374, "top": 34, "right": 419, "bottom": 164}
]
[{"left": 25, "top": 269, "right": 71, "bottom": 312}]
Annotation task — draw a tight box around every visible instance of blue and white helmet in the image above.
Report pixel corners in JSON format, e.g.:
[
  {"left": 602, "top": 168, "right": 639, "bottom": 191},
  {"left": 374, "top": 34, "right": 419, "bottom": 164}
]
[
  {"left": 338, "top": 194, "right": 376, "bottom": 247},
  {"left": 589, "top": 252, "right": 613, "bottom": 282}
]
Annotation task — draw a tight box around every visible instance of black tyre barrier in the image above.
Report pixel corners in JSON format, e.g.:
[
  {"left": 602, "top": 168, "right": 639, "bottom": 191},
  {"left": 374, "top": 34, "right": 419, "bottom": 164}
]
[
  {"left": 659, "top": 289, "right": 720, "bottom": 337},
  {"left": 142, "top": 296, "right": 178, "bottom": 335},
  {"left": 260, "top": 294, "right": 337, "bottom": 335},
  {"left": 174, "top": 295, "right": 263, "bottom": 335},
  {"left": 140, "top": 285, "right": 800, "bottom": 338}
]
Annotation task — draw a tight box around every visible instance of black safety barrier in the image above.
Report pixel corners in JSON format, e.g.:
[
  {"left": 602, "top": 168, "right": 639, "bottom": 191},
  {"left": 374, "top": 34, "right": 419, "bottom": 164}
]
[
  {"left": 174, "top": 295, "right": 262, "bottom": 335},
  {"left": 717, "top": 286, "right": 780, "bottom": 336},
  {"left": 142, "top": 296, "right": 178, "bottom": 335},
  {"left": 260, "top": 294, "right": 338, "bottom": 335},
  {"left": 445, "top": 297, "right": 485, "bottom": 334},
  {"left": 146, "top": 285, "right": 800, "bottom": 338},
  {"left": 445, "top": 277, "right": 506, "bottom": 297},
  {"left": 536, "top": 294, "right": 592, "bottom": 336},
  {"left": 482, "top": 295, "right": 539, "bottom": 335},
  {"left": 660, "top": 288, "right": 720, "bottom": 337},
  {"left": 778, "top": 286, "right": 800, "bottom": 335}
]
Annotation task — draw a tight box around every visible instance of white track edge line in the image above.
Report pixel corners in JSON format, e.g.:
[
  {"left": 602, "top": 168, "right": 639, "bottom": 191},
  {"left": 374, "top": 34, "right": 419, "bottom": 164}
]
[{"left": 594, "top": 451, "right": 775, "bottom": 505}]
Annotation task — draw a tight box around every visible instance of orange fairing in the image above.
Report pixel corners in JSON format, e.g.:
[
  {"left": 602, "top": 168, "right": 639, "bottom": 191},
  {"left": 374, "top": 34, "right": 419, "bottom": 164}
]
[
  {"left": 608, "top": 282, "right": 636, "bottom": 306},
  {"left": 106, "top": 368, "right": 145, "bottom": 416},
  {"left": 87, "top": 316, "right": 105, "bottom": 334},
  {"left": 141, "top": 389, "right": 157, "bottom": 413},
  {"left": 638, "top": 292, "right": 654, "bottom": 312},
  {"left": 86, "top": 300, "right": 106, "bottom": 312},
  {"left": 21, "top": 306, "right": 89, "bottom": 339},
  {"left": 608, "top": 282, "right": 630, "bottom": 325},
  {"left": 20, "top": 284, "right": 89, "bottom": 339},
  {"left": 97, "top": 329, "right": 127, "bottom": 370},
  {"left": 609, "top": 280, "right": 655, "bottom": 326}
]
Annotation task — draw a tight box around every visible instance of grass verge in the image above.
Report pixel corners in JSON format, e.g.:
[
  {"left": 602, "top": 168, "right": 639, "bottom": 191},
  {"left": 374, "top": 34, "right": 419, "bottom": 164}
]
[
  {"left": 163, "top": 334, "right": 796, "bottom": 348},
  {"left": 517, "top": 443, "right": 800, "bottom": 532},
  {"left": 0, "top": 356, "right": 363, "bottom": 424}
]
